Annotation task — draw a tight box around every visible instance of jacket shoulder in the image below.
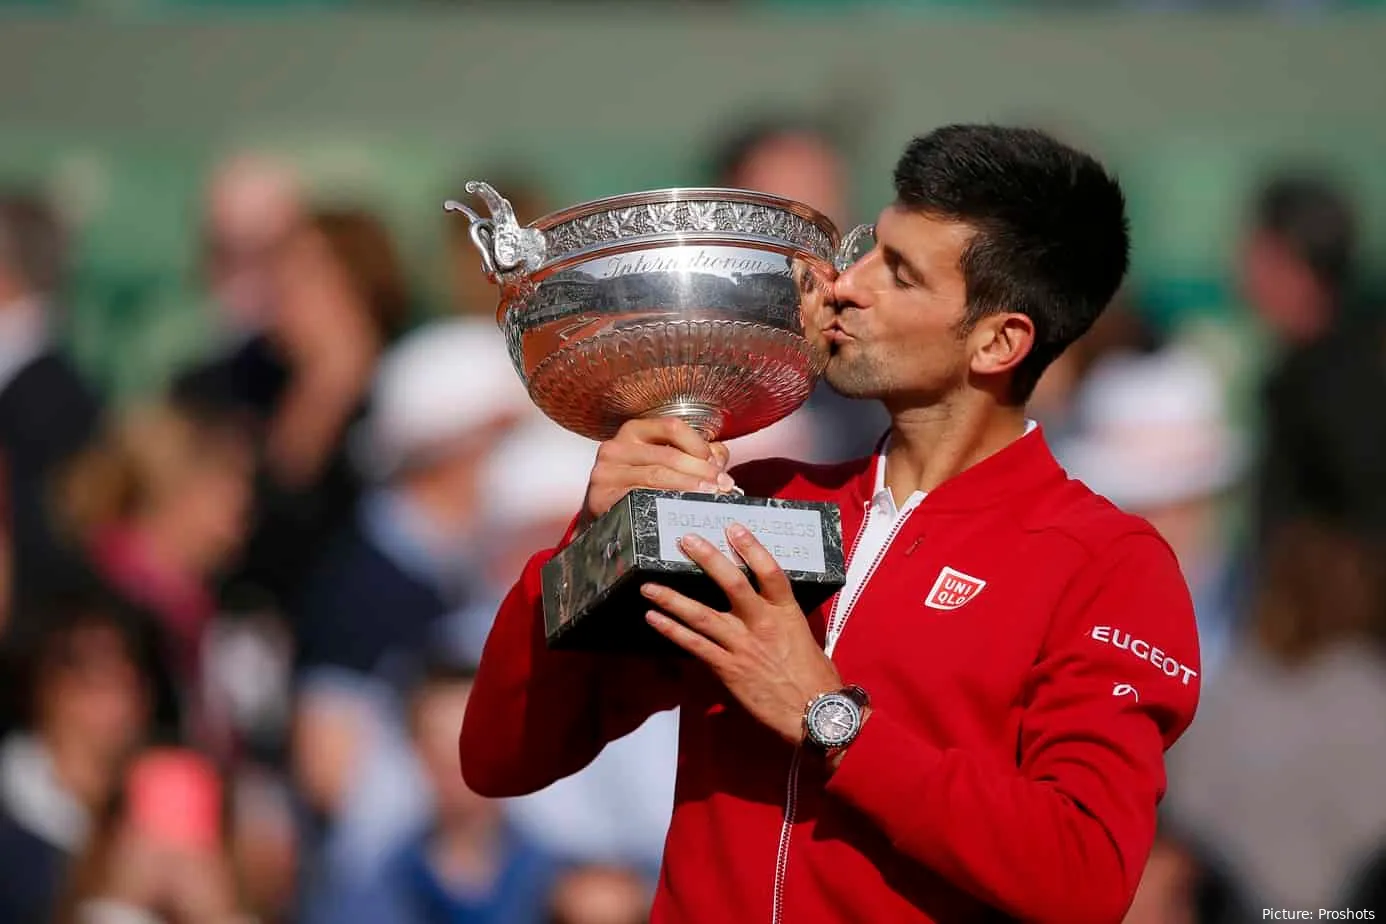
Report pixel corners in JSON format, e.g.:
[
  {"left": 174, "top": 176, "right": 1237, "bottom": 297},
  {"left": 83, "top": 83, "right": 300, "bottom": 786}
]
[{"left": 1023, "top": 475, "right": 1169, "bottom": 561}]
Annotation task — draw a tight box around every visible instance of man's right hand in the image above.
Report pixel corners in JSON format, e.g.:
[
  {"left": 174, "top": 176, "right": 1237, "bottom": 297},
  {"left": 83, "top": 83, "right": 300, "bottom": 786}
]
[{"left": 583, "top": 418, "right": 734, "bottom": 526}]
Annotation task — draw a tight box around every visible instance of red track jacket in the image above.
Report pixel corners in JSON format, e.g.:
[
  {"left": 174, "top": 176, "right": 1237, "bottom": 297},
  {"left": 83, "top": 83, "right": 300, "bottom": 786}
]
[{"left": 460, "top": 428, "right": 1201, "bottom": 924}]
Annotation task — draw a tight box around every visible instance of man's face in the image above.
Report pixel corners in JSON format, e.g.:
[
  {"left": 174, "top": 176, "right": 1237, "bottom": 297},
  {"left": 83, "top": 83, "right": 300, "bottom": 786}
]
[{"left": 821, "top": 206, "right": 976, "bottom": 405}]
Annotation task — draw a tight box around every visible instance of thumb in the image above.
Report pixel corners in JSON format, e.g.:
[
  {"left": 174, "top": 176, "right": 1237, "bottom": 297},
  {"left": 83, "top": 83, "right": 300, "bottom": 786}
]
[{"left": 709, "top": 442, "right": 731, "bottom": 472}]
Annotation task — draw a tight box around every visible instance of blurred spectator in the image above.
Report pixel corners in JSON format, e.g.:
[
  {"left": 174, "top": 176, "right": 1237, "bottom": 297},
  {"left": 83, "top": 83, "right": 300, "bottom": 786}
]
[
  {"left": 0, "top": 458, "right": 10, "bottom": 639},
  {"left": 1237, "top": 173, "right": 1386, "bottom": 548},
  {"left": 1055, "top": 344, "right": 1248, "bottom": 678},
  {"left": 1029, "top": 291, "right": 1164, "bottom": 444},
  {"left": 57, "top": 401, "right": 255, "bottom": 744},
  {"left": 446, "top": 170, "right": 553, "bottom": 319},
  {"left": 1122, "top": 820, "right": 1253, "bottom": 924},
  {"left": 55, "top": 747, "right": 250, "bottom": 924},
  {"left": 546, "top": 864, "right": 651, "bottom": 924},
  {"left": 0, "top": 190, "right": 104, "bottom": 608},
  {"left": 228, "top": 767, "right": 299, "bottom": 924},
  {"left": 177, "top": 206, "right": 411, "bottom": 615},
  {"left": 709, "top": 116, "right": 850, "bottom": 228},
  {"left": 1346, "top": 839, "right": 1386, "bottom": 919},
  {"left": 468, "top": 419, "right": 597, "bottom": 626},
  {"left": 709, "top": 116, "right": 887, "bottom": 462},
  {"left": 1163, "top": 519, "right": 1386, "bottom": 910},
  {"left": 474, "top": 420, "right": 676, "bottom": 877},
  {"left": 291, "top": 319, "right": 529, "bottom": 867},
  {"left": 303, "top": 657, "right": 557, "bottom": 924},
  {"left": 0, "top": 598, "right": 151, "bottom": 924},
  {"left": 197, "top": 153, "right": 305, "bottom": 337}
]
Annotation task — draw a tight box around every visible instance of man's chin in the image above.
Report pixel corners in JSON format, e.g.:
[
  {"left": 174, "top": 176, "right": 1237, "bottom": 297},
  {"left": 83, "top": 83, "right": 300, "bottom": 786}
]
[{"left": 822, "top": 360, "right": 881, "bottom": 401}]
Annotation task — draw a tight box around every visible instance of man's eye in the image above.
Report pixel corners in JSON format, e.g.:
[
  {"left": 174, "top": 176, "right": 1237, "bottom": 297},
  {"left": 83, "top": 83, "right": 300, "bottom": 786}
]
[{"left": 891, "top": 269, "right": 912, "bottom": 289}]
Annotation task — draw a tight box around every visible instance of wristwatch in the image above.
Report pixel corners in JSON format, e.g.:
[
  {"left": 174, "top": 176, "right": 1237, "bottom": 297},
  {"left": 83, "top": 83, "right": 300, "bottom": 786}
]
[{"left": 802, "top": 684, "right": 870, "bottom": 753}]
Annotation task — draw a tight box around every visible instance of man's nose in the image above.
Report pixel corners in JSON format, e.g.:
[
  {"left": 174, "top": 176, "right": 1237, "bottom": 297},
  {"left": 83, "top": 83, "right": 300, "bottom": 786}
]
[{"left": 831, "top": 253, "right": 872, "bottom": 311}]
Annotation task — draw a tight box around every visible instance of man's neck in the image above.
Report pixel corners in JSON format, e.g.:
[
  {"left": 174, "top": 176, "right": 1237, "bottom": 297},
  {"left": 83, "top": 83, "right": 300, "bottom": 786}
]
[{"left": 882, "top": 396, "right": 1029, "bottom": 506}]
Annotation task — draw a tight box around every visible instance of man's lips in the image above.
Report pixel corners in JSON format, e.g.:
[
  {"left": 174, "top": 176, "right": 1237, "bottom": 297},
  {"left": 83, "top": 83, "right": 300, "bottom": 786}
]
[{"left": 823, "top": 324, "right": 854, "bottom": 343}]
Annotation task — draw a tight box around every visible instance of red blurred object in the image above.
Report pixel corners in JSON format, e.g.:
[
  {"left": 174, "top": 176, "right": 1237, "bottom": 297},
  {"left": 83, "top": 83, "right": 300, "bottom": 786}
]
[{"left": 126, "top": 748, "right": 223, "bottom": 852}]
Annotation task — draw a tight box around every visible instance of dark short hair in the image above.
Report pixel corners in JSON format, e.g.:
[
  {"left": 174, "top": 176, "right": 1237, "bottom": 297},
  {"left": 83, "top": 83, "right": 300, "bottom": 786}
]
[
  {"left": 6, "top": 592, "right": 145, "bottom": 728},
  {"left": 1251, "top": 173, "right": 1357, "bottom": 294},
  {"left": 892, "top": 125, "right": 1130, "bottom": 403}
]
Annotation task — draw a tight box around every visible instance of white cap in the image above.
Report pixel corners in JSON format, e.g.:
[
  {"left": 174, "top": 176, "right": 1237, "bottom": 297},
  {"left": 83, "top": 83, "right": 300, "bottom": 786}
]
[
  {"left": 481, "top": 419, "right": 599, "bottom": 530},
  {"left": 357, "top": 319, "right": 533, "bottom": 481},
  {"left": 1055, "top": 345, "right": 1248, "bottom": 510}
]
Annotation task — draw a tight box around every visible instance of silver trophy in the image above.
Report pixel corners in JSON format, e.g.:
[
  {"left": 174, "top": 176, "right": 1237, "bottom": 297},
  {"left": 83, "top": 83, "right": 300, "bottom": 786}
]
[{"left": 449, "top": 182, "right": 870, "bottom": 652}]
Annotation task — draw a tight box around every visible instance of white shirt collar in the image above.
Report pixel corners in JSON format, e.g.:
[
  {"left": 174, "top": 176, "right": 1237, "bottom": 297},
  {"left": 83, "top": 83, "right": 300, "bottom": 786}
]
[
  {"left": 870, "top": 418, "right": 1039, "bottom": 516},
  {"left": 0, "top": 733, "right": 90, "bottom": 852}
]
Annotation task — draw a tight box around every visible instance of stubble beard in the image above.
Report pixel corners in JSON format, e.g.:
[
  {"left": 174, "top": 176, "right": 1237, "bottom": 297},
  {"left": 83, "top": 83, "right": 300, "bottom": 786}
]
[{"left": 822, "top": 344, "right": 889, "bottom": 399}]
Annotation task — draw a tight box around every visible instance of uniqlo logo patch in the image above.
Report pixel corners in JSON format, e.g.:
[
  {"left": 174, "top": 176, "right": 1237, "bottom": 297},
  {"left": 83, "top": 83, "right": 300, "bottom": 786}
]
[{"left": 925, "top": 567, "right": 986, "bottom": 610}]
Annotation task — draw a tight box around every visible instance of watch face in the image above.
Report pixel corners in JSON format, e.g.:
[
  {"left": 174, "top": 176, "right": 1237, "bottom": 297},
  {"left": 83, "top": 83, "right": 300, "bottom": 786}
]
[{"left": 808, "top": 694, "right": 860, "bottom": 747}]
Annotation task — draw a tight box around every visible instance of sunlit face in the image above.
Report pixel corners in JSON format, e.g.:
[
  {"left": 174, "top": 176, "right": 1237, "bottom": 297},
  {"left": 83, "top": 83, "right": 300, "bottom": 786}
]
[
  {"left": 821, "top": 207, "right": 975, "bottom": 405},
  {"left": 822, "top": 206, "right": 1036, "bottom": 407}
]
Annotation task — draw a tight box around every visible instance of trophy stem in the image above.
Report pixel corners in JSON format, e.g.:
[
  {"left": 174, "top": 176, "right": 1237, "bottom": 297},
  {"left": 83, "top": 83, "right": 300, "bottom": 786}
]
[{"left": 642, "top": 401, "right": 726, "bottom": 442}]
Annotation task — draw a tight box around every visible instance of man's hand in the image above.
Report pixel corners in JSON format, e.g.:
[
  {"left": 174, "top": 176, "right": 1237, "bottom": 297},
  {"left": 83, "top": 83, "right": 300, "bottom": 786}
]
[
  {"left": 641, "top": 523, "right": 841, "bottom": 745},
  {"left": 583, "top": 418, "right": 734, "bottom": 525}
]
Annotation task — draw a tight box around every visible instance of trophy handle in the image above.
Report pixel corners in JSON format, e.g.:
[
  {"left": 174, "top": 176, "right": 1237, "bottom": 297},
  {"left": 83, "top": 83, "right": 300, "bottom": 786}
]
[
  {"left": 445, "top": 181, "right": 548, "bottom": 278},
  {"left": 834, "top": 223, "right": 875, "bottom": 273}
]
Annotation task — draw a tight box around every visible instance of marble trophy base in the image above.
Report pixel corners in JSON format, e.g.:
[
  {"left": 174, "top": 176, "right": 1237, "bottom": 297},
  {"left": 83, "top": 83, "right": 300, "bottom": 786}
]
[{"left": 541, "top": 488, "right": 846, "bottom": 653}]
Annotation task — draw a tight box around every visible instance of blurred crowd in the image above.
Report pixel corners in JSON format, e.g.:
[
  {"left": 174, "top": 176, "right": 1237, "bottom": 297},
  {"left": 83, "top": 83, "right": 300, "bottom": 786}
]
[{"left": 0, "top": 114, "right": 1383, "bottom": 924}]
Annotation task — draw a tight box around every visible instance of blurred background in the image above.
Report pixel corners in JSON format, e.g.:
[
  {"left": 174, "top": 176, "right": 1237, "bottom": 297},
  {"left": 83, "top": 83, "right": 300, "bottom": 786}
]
[{"left": 1, "top": 1, "right": 1384, "bottom": 922}]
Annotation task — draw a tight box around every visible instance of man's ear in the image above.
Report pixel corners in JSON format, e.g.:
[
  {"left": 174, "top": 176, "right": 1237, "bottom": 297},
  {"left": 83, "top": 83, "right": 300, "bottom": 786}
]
[{"left": 968, "top": 312, "right": 1035, "bottom": 379}]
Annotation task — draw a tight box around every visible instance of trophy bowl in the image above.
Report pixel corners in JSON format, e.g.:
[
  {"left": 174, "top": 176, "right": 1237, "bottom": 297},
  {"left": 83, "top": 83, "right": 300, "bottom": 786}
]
[
  {"left": 448, "top": 182, "right": 869, "bottom": 652},
  {"left": 447, "top": 182, "right": 865, "bottom": 442}
]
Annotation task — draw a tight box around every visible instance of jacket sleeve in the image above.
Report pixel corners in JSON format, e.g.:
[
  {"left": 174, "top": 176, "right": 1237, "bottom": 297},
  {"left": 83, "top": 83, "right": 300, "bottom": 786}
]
[
  {"left": 823, "top": 532, "right": 1201, "bottom": 924},
  {"left": 459, "top": 520, "right": 684, "bottom": 798}
]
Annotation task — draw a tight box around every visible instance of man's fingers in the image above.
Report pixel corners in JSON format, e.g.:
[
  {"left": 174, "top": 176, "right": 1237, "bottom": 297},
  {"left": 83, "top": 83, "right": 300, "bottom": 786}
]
[
  {"left": 641, "top": 583, "right": 743, "bottom": 649},
  {"left": 645, "top": 610, "right": 727, "bottom": 666},
  {"left": 677, "top": 534, "right": 757, "bottom": 609},
  {"left": 708, "top": 442, "right": 731, "bottom": 472},
  {"left": 726, "top": 523, "right": 795, "bottom": 605},
  {"left": 623, "top": 465, "right": 720, "bottom": 494},
  {"left": 619, "top": 418, "right": 717, "bottom": 464},
  {"left": 605, "top": 444, "right": 720, "bottom": 483}
]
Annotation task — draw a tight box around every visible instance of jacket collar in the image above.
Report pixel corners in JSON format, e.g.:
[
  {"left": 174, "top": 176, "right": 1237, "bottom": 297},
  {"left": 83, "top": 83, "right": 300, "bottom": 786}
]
[
  {"left": 845, "top": 422, "right": 1065, "bottom": 514},
  {"left": 0, "top": 734, "right": 89, "bottom": 852}
]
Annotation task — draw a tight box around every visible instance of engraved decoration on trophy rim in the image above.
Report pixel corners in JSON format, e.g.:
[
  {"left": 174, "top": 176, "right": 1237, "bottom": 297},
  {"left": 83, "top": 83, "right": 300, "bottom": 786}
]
[{"left": 447, "top": 182, "right": 873, "bottom": 444}]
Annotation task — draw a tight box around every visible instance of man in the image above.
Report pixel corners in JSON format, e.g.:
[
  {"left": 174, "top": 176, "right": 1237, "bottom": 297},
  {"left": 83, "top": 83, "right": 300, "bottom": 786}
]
[
  {"left": 0, "top": 192, "right": 103, "bottom": 608},
  {"left": 461, "top": 125, "right": 1201, "bottom": 923},
  {"left": 1235, "top": 173, "right": 1386, "bottom": 552}
]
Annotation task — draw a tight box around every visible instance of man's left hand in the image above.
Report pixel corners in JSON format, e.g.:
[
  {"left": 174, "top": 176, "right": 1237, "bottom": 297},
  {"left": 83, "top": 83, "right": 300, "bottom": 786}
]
[{"left": 641, "top": 523, "right": 842, "bottom": 745}]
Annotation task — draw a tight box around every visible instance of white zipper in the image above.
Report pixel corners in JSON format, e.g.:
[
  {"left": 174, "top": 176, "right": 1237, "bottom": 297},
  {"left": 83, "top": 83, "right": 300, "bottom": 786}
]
[{"left": 769, "top": 497, "right": 917, "bottom": 924}]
